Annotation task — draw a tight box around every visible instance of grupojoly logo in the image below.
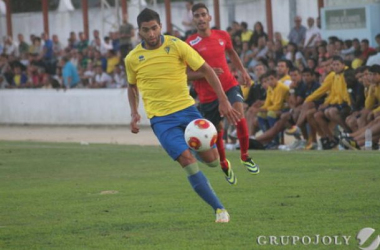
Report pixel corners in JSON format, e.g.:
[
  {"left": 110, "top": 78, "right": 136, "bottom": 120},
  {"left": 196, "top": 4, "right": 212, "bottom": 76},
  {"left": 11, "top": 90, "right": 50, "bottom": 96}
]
[{"left": 357, "top": 228, "right": 380, "bottom": 250}]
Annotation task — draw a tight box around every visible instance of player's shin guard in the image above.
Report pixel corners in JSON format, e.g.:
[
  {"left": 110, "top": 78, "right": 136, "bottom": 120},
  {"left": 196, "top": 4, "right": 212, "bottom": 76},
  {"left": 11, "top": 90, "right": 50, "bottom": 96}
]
[
  {"left": 185, "top": 163, "right": 224, "bottom": 211},
  {"left": 236, "top": 118, "right": 249, "bottom": 161}
]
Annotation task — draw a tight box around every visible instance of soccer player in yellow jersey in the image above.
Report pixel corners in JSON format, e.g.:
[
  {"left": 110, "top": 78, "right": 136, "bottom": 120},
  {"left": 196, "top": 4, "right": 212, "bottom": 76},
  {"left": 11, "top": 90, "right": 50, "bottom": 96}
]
[
  {"left": 277, "top": 59, "right": 292, "bottom": 86},
  {"left": 125, "top": 8, "right": 240, "bottom": 223}
]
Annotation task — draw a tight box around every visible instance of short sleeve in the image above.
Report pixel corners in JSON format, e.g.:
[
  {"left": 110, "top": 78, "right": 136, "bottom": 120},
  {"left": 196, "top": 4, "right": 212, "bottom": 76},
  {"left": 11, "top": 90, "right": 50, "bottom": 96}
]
[
  {"left": 125, "top": 55, "right": 136, "bottom": 85},
  {"left": 177, "top": 39, "right": 205, "bottom": 71}
]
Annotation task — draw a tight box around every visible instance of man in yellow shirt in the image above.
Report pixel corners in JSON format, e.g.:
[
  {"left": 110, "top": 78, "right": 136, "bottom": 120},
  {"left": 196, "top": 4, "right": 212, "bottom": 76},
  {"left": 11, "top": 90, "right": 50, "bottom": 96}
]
[
  {"left": 257, "top": 70, "right": 289, "bottom": 147},
  {"left": 126, "top": 8, "right": 240, "bottom": 223},
  {"left": 277, "top": 59, "right": 292, "bottom": 86},
  {"left": 308, "top": 56, "right": 351, "bottom": 149}
]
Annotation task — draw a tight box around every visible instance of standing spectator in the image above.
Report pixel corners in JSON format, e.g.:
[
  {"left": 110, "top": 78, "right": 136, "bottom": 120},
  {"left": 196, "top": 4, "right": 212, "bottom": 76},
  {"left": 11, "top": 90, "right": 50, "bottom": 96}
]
[
  {"left": 240, "top": 22, "right": 253, "bottom": 43},
  {"left": 285, "top": 42, "right": 306, "bottom": 69},
  {"left": 90, "top": 29, "right": 100, "bottom": 47},
  {"left": 249, "top": 22, "right": 268, "bottom": 48},
  {"left": 288, "top": 16, "right": 307, "bottom": 48},
  {"left": 68, "top": 31, "right": 79, "bottom": 49},
  {"left": 61, "top": 56, "right": 79, "bottom": 89},
  {"left": 103, "top": 36, "right": 113, "bottom": 51},
  {"left": 17, "top": 34, "right": 29, "bottom": 57},
  {"left": 41, "top": 33, "right": 54, "bottom": 74},
  {"left": 109, "top": 31, "right": 120, "bottom": 52},
  {"left": 77, "top": 32, "right": 89, "bottom": 53},
  {"left": 119, "top": 13, "right": 135, "bottom": 59},
  {"left": 52, "top": 35, "right": 63, "bottom": 60},
  {"left": 94, "top": 37, "right": 108, "bottom": 56},
  {"left": 304, "top": 17, "right": 320, "bottom": 57},
  {"left": 3, "top": 36, "right": 17, "bottom": 56},
  {"left": 182, "top": 0, "right": 195, "bottom": 39}
]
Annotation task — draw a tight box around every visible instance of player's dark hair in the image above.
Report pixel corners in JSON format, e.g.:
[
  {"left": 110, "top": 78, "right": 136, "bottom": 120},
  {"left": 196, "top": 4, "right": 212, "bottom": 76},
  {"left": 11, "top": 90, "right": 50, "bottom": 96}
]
[
  {"left": 241, "top": 22, "right": 248, "bottom": 29},
  {"left": 192, "top": 3, "right": 209, "bottom": 13},
  {"left": 361, "top": 39, "right": 369, "bottom": 45},
  {"left": 369, "top": 64, "right": 380, "bottom": 74},
  {"left": 332, "top": 55, "right": 344, "bottom": 63},
  {"left": 137, "top": 8, "right": 161, "bottom": 29},
  {"left": 277, "top": 59, "right": 292, "bottom": 69},
  {"left": 289, "top": 67, "right": 300, "bottom": 74},
  {"left": 302, "top": 68, "right": 314, "bottom": 75},
  {"left": 264, "top": 70, "right": 277, "bottom": 78}
]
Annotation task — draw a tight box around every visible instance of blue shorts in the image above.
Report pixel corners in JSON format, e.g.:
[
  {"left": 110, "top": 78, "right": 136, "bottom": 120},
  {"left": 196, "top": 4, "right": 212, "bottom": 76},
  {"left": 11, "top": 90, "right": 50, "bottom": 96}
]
[{"left": 150, "top": 105, "right": 202, "bottom": 160}]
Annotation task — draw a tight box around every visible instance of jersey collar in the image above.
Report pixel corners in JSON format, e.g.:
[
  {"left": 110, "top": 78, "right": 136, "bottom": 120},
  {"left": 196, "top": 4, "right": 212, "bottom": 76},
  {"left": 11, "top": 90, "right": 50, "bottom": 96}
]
[{"left": 141, "top": 35, "right": 165, "bottom": 49}]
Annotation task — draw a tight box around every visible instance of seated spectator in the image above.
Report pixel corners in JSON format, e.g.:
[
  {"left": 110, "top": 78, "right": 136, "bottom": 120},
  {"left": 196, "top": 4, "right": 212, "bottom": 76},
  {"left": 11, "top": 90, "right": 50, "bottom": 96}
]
[
  {"left": 26, "top": 63, "right": 44, "bottom": 88},
  {"left": 308, "top": 56, "right": 351, "bottom": 149},
  {"left": 17, "top": 34, "right": 29, "bottom": 58},
  {"left": 274, "top": 32, "right": 288, "bottom": 47},
  {"left": 77, "top": 32, "right": 89, "bottom": 53},
  {"left": 61, "top": 56, "right": 80, "bottom": 89},
  {"left": 276, "top": 59, "right": 292, "bottom": 86},
  {"left": 256, "top": 70, "right": 290, "bottom": 147},
  {"left": 341, "top": 39, "right": 355, "bottom": 60},
  {"left": 240, "top": 21, "right": 253, "bottom": 43},
  {"left": 10, "top": 65, "right": 28, "bottom": 88},
  {"left": 89, "top": 65, "right": 112, "bottom": 88},
  {"left": 249, "top": 21, "right": 268, "bottom": 48},
  {"left": 106, "top": 50, "right": 120, "bottom": 74},
  {"left": 360, "top": 39, "right": 376, "bottom": 62},
  {"left": 112, "top": 65, "right": 127, "bottom": 88},
  {"left": 3, "top": 36, "right": 17, "bottom": 56},
  {"left": 285, "top": 42, "right": 306, "bottom": 69},
  {"left": 351, "top": 50, "right": 364, "bottom": 69}
]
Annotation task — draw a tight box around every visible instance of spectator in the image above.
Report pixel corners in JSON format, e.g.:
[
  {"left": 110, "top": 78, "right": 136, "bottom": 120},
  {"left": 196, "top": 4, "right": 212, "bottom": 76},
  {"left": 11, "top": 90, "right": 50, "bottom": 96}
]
[
  {"left": 249, "top": 21, "right": 268, "bottom": 48},
  {"left": 360, "top": 39, "right": 376, "bottom": 61},
  {"left": 89, "top": 65, "right": 112, "bottom": 88},
  {"left": 112, "top": 65, "right": 127, "bottom": 88},
  {"left": 106, "top": 49, "right": 120, "bottom": 74},
  {"left": 351, "top": 50, "right": 364, "bottom": 69},
  {"left": 240, "top": 22, "right": 253, "bottom": 43},
  {"left": 103, "top": 36, "right": 113, "bottom": 51},
  {"left": 341, "top": 40, "right": 355, "bottom": 60},
  {"left": 304, "top": 17, "right": 321, "bottom": 57},
  {"left": 276, "top": 59, "right": 292, "bottom": 86},
  {"left": 17, "top": 34, "right": 29, "bottom": 57},
  {"left": 52, "top": 35, "right": 63, "bottom": 60},
  {"left": 10, "top": 65, "right": 28, "bottom": 88},
  {"left": 375, "top": 33, "right": 380, "bottom": 52},
  {"left": 61, "top": 56, "right": 79, "bottom": 89},
  {"left": 90, "top": 29, "right": 100, "bottom": 47},
  {"left": 288, "top": 16, "right": 306, "bottom": 48},
  {"left": 285, "top": 42, "right": 306, "bottom": 69},
  {"left": 119, "top": 13, "right": 135, "bottom": 59},
  {"left": 182, "top": 0, "right": 195, "bottom": 39},
  {"left": 3, "top": 36, "right": 17, "bottom": 56},
  {"left": 274, "top": 32, "right": 288, "bottom": 47},
  {"left": 77, "top": 32, "right": 89, "bottom": 53},
  {"left": 109, "top": 31, "right": 120, "bottom": 52}
]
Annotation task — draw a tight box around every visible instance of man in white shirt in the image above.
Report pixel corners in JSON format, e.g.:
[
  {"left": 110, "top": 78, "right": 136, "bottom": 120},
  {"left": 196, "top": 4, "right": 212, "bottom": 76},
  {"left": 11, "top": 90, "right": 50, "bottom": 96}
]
[
  {"left": 303, "top": 17, "right": 321, "bottom": 57},
  {"left": 89, "top": 65, "right": 112, "bottom": 88},
  {"left": 182, "top": 0, "right": 195, "bottom": 39}
]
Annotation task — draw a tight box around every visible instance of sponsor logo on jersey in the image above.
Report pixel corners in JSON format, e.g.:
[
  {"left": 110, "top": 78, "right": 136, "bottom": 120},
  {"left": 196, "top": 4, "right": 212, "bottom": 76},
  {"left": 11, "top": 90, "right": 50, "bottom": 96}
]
[
  {"left": 138, "top": 55, "right": 145, "bottom": 62},
  {"left": 219, "top": 39, "right": 225, "bottom": 46},
  {"left": 189, "top": 36, "right": 202, "bottom": 46}
]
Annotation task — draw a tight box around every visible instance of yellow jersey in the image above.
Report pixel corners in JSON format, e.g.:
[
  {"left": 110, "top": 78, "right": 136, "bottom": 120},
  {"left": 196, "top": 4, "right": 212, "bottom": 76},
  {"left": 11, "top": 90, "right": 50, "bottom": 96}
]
[
  {"left": 262, "top": 81, "right": 289, "bottom": 111},
  {"left": 125, "top": 35, "right": 205, "bottom": 118},
  {"left": 365, "top": 84, "right": 380, "bottom": 113}
]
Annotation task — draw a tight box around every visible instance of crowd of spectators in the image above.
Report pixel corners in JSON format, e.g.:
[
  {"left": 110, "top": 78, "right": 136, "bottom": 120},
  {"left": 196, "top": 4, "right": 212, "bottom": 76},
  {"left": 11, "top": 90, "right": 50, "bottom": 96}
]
[
  {"left": 0, "top": 14, "right": 134, "bottom": 90},
  {"left": 1, "top": 12, "right": 380, "bottom": 150}
]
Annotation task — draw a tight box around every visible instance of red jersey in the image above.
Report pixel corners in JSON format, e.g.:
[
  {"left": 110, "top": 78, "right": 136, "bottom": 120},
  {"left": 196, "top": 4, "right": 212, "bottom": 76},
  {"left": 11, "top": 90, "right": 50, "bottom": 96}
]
[{"left": 186, "top": 30, "right": 239, "bottom": 103}]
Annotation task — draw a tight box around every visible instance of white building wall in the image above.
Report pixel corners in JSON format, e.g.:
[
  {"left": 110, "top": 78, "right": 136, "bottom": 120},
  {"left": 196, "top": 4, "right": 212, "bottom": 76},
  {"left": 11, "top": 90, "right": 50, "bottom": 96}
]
[{"left": 0, "top": 89, "right": 150, "bottom": 125}]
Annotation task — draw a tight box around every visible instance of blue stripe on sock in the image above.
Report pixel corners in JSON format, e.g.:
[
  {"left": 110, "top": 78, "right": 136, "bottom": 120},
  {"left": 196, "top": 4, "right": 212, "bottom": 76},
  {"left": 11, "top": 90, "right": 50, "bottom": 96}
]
[{"left": 188, "top": 171, "right": 224, "bottom": 211}]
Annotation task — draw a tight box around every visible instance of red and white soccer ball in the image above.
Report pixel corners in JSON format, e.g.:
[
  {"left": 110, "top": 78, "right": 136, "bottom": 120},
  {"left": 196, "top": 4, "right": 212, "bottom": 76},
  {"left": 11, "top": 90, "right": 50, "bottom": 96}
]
[{"left": 185, "top": 119, "right": 218, "bottom": 152}]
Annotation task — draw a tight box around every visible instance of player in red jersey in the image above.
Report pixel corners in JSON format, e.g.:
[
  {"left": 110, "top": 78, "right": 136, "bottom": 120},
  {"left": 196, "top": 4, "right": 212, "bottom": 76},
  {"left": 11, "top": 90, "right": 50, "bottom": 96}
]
[{"left": 186, "top": 3, "right": 260, "bottom": 185}]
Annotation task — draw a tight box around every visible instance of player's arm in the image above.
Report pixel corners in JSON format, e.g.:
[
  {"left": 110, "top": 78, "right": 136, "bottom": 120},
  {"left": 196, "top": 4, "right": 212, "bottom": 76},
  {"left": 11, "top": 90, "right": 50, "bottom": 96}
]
[
  {"left": 128, "top": 84, "right": 141, "bottom": 133},
  {"left": 197, "top": 62, "right": 241, "bottom": 124},
  {"left": 226, "top": 48, "right": 251, "bottom": 87},
  {"left": 187, "top": 67, "right": 224, "bottom": 81}
]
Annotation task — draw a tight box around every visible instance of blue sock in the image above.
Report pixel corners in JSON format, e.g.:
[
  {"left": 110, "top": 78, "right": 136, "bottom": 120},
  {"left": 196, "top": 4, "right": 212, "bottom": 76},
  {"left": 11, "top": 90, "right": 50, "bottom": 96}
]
[{"left": 188, "top": 171, "right": 224, "bottom": 211}]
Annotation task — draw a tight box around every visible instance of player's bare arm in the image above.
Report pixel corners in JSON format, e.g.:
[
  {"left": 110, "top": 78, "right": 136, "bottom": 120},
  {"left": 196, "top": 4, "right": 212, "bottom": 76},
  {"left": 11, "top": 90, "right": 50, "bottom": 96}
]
[
  {"left": 226, "top": 48, "right": 251, "bottom": 87},
  {"left": 187, "top": 67, "right": 224, "bottom": 81},
  {"left": 197, "top": 62, "right": 240, "bottom": 125},
  {"left": 127, "top": 84, "right": 141, "bottom": 133}
]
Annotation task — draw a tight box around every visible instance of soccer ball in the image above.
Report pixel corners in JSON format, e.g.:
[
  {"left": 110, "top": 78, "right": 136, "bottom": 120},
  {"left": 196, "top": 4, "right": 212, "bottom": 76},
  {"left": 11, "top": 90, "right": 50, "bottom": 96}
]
[{"left": 184, "top": 119, "right": 218, "bottom": 152}]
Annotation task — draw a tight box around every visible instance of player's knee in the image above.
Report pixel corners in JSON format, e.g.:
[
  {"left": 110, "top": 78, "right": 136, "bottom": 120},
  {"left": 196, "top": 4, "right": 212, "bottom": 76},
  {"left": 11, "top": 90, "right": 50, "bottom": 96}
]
[{"left": 205, "top": 159, "right": 220, "bottom": 168}]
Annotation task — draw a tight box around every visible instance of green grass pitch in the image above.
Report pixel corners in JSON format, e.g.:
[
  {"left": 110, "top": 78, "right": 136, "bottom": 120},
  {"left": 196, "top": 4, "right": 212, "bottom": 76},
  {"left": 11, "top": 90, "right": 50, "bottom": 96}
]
[{"left": 0, "top": 141, "right": 379, "bottom": 249}]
